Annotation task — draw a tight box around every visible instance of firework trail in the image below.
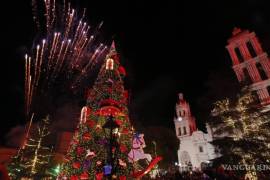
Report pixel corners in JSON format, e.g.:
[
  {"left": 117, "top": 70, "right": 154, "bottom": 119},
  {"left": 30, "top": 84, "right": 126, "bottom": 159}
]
[
  {"left": 70, "top": 44, "right": 108, "bottom": 88},
  {"left": 25, "top": 0, "right": 108, "bottom": 117}
]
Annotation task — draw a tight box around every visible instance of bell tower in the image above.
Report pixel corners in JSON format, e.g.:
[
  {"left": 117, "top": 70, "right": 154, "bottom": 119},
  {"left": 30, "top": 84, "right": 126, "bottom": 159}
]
[
  {"left": 173, "top": 93, "right": 217, "bottom": 171},
  {"left": 226, "top": 28, "right": 270, "bottom": 106},
  {"left": 174, "top": 93, "right": 197, "bottom": 138}
]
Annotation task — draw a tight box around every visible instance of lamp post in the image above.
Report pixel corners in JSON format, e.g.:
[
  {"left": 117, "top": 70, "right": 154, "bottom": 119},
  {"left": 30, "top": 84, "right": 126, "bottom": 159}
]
[{"left": 102, "top": 115, "right": 120, "bottom": 179}]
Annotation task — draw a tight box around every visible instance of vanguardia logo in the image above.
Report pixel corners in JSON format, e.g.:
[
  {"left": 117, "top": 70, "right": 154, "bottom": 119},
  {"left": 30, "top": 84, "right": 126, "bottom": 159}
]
[{"left": 223, "top": 164, "right": 270, "bottom": 171}]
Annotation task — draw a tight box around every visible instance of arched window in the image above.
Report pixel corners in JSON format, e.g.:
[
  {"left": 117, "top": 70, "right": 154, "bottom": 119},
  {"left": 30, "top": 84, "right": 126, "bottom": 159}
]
[
  {"left": 247, "top": 41, "right": 257, "bottom": 58},
  {"left": 182, "top": 110, "right": 185, "bottom": 116},
  {"left": 179, "top": 110, "right": 185, "bottom": 117},
  {"left": 199, "top": 146, "right": 203, "bottom": 153},
  {"left": 183, "top": 127, "right": 187, "bottom": 135},
  {"left": 243, "top": 68, "right": 252, "bottom": 85},
  {"left": 256, "top": 63, "right": 268, "bottom": 80},
  {"left": 178, "top": 127, "right": 181, "bottom": 136},
  {"left": 235, "top": 47, "right": 244, "bottom": 63}
]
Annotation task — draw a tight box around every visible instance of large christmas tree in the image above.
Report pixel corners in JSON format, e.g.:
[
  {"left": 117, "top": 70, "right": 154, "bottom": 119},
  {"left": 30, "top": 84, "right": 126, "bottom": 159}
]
[{"left": 59, "top": 42, "right": 134, "bottom": 179}]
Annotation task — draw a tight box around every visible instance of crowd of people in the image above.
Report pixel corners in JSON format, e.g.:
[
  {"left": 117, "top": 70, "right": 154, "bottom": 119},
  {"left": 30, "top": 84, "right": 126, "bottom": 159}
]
[
  {"left": 142, "top": 168, "right": 245, "bottom": 180},
  {"left": 152, "top": 170, "right": 238, "bottom": 180}
]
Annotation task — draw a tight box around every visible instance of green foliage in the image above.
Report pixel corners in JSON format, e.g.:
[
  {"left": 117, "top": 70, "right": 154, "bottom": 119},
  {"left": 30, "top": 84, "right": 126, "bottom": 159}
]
[{"left": 209, "top": 89, "right": 270, "bottom": 177}]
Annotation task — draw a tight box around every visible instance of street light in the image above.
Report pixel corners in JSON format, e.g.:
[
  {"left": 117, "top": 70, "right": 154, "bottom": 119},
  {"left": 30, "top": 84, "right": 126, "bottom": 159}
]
[{"left": 102, "top": 115, "right": 120, "bottom": 179}]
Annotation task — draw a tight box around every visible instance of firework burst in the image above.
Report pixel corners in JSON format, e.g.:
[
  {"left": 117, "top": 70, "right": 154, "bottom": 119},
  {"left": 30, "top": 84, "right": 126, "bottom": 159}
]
[{"left": 25, "top": 0, "right": 108, "bottom": 117}]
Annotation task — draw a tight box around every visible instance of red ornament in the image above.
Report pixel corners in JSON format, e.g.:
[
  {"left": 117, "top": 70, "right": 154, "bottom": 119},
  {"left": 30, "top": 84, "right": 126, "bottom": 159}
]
[
  {"left": 124, "top": 90, "right": 129, "bottom": 99},
  {"left": 76, "top": 147, "right": 85, "bottom": 155},
  {"left": 83, "top": 132, "right": 91, "bottom": 141},
  {"left": 121, "top": 128, "right": 130, "bottom": 134},
  {"left": 95, "top": 172, "right": 104, "bottom": 180},
  {"left": 118, "top": 66, "right": 126, "bottom": 76},
  {"left": 95, "top": 106, "right": 121, "bottom": 117},
  {"left": 115, "top": 119, "right": 122, "bottom": 126},
  {"left": 87, "top": 120, "right": 96, "bottom": 128},
  {"left": 120, "top": 144, "right": 128, "bottom": 153},
  {"left": 119, "top": 176, "right": 126, "bottom": 180},
  {"left": 100, "top": 98, "right": 120, "bottom": 107},
  {"left": 80, "top": 172, "right": 89, "bottom": 180},
  {"left": 70, "top": 175, "right": 79, "bottom": 180},
  {"left": 72, "top": 162, "right": 81, "bottom": 169}
]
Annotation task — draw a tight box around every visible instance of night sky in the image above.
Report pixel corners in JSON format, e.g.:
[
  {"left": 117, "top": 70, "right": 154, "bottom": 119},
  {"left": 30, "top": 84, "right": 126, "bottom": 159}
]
[{"left": 1, "top": 0, "right": 270, "bottom": 145}]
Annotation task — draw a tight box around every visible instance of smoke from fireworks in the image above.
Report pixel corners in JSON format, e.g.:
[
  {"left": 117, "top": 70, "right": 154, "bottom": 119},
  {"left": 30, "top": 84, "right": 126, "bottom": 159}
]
[{"left": 25, "top": 0, "right": 108, "bottom": 117}]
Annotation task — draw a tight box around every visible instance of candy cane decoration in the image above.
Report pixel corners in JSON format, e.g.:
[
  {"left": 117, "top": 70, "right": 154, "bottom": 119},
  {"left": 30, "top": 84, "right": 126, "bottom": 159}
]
[{"left": 80, "top": 106, "right": 88, "bottom": 124}]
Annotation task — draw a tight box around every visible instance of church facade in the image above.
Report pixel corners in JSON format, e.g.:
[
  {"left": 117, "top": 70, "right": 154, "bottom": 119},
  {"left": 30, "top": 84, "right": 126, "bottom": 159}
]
[{"left": 173, "top": 93, "right": 217, "bottom": 171}]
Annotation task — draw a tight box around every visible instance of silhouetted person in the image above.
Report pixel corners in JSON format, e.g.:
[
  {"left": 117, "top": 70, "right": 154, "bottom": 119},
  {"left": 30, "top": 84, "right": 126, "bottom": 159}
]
[{"left": 174, "top": 170, "right": 183, "bottom": 179}]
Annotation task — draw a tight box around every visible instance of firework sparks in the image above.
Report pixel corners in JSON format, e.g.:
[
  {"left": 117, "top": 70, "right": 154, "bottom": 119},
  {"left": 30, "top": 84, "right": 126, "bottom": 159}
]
[
  {"left": 35, "top": 39, "right": 46, "bottom": 87},
  {"left": 71, "top": 44, "right": 108, "bottom": 88},
  {"left": 25, "top": 0, "right": 108, "bottom": 117},
  {"left": 25, "top": 54, "right": 29, "bottom": 114}
]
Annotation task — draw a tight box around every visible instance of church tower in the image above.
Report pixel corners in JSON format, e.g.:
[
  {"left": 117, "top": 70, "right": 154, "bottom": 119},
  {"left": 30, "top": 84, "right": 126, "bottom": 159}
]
[
  {"left": 226, "top": 28, "right": 270, "bottom": 106},
  {"left": 174, "top": 93, "right": 216, "bottom": 171},
  {"left": 174, "top": 93, "right": 197, "bottom": 137}
]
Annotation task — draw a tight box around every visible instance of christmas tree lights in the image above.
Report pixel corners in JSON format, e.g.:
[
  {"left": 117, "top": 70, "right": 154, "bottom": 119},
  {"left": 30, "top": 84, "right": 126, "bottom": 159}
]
[
  {"left": 59, "top": 42, "right": 133, "bottom": 179},
  {"left": 210, "top": 89, "right": 270, "bottom": 179},
  {"left": 8, "top": 116, "right": 54, "bottom": 179}
]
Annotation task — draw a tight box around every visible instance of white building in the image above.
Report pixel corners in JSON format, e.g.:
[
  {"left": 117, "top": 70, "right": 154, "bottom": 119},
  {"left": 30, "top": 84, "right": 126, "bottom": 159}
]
[{"left": 173, "top": 93, "right": 217, "bottom": 171}]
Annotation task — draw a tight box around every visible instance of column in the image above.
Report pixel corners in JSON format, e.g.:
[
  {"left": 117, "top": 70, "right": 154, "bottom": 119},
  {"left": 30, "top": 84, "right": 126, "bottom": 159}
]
[
  {"left": 239, "top": 44, "right": 249, "bottom": 60},
  {"left": 250, "top": 36, "right": 263, "bottom": 55},
  {"left": 257, "top": 89, "right": 265, "bottom": 103},
  {"left": 233, "top": 67, "right": 244, "bottom": 82},
  {"left": 250, "top": 63, "right": 261, "bottom": 82},
  {"left": 258, "top": 89, "right": 269, "bottom": 102},
  {"left": 247, "top": 64, "right": 258, "bottom": 83},
  {"left": 263, "top": 88, "right": 270, "bottom": 104},
  {"left": 242, "top": 43, "right": 252, "bottom": 59},
  {"left": 262, "top": 88, "right": 269, "bottom": 104},
  {"left": 227, "top": 46, "right": 239, "bottom": 65},
  {"left": 259, "top": 57, "right": 270, "bottom": 78}
]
